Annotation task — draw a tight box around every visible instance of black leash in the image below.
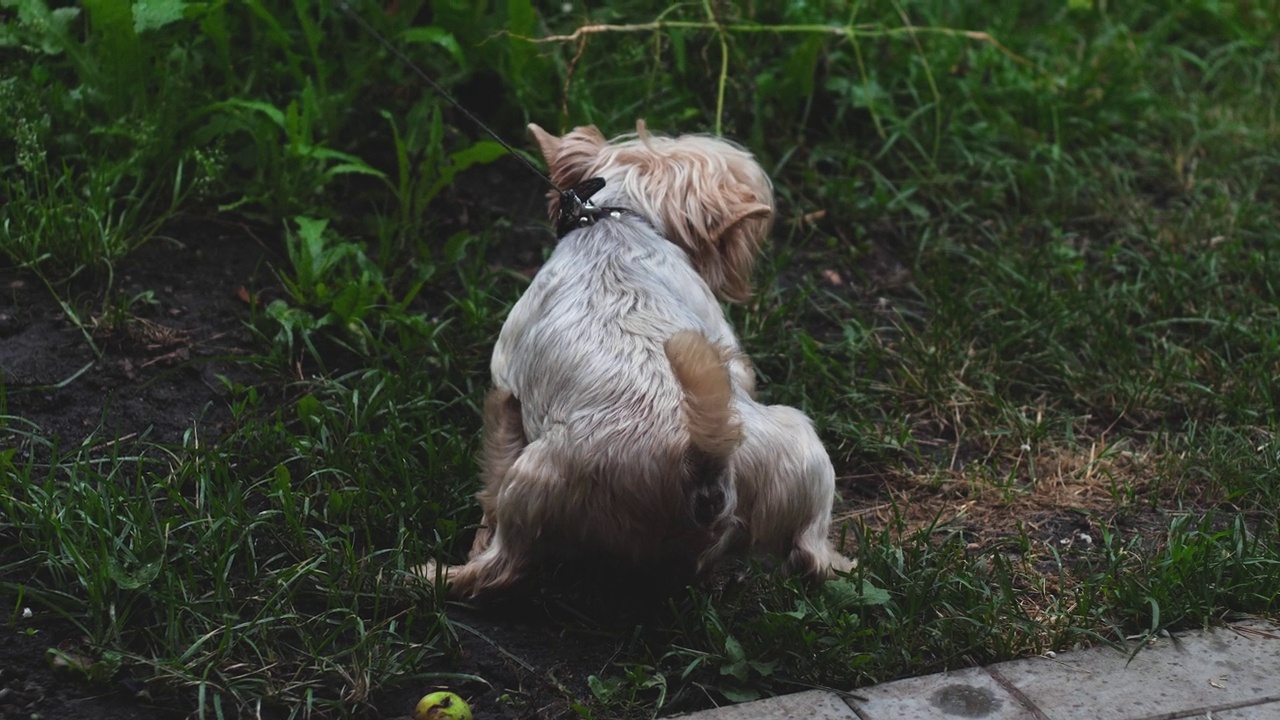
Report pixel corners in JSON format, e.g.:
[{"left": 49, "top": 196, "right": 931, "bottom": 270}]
[{"left": 336, "top": 1, "right": 609, "bottom": 237}]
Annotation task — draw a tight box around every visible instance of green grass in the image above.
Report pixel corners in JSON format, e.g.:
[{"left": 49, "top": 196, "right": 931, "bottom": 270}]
[{"left": 3, "top": 0, "right": 1279, "bottom": 717}]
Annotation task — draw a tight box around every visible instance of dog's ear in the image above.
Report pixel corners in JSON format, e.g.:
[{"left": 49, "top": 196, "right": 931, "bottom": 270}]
[
  {"left": 528, "top": 123, "right": 562, "bottom": 164},
  {"left": 529, "top": 124, "right": 606, "bottom": 190},
  {"left": 713, "top": 202, "right": 772, "bottom": 303}
]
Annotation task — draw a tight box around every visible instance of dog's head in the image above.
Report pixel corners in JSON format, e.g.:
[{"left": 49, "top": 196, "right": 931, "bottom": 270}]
[{"left": 530, "top": 121, "right": 774, "bottom": 303}]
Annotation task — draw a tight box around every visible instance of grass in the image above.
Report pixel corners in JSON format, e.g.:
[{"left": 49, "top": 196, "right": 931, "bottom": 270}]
[{"left": 2, "top": 0, "right": 1279, "bottom": 717}]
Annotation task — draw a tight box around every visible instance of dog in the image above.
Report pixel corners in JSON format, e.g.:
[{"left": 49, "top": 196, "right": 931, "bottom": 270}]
[{"left": 428, "top": 121, "right": 853, "bottom": 600}]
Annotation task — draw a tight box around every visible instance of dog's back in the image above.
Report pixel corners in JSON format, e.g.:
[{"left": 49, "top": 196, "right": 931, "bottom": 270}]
[
  {"left": 492, "top": 217, "right": 741, "bottom": 446},
  {"left": 488, "top": 217, "right": 745, "bottom": 560}
]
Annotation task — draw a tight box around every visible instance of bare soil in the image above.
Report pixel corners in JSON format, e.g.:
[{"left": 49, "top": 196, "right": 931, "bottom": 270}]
[{"left": 1, "top": 220, "right": 269, "bottom": 450}]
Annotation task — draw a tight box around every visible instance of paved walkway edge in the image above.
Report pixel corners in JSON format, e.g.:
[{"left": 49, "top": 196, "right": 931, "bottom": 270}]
[{"left": 677, "top": 618, "right": 1280, "bottom": 720}]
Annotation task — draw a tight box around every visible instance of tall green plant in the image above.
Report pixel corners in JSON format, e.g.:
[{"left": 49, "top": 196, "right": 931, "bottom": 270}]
[{"left": 0, "top": 0, "right": 213, "bottom": 279}]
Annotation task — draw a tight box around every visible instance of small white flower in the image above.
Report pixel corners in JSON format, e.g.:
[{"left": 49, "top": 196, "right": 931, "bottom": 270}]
[{"left": 22, "top": 607, "right": 33, "bottom": 618}]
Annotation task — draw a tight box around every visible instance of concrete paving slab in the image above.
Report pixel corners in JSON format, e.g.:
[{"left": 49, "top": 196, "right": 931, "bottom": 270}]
[
  {"left": 677, "top": 689, "right": 858, "bottom": 719},
  {"left": 988, "top": 621, "right": 1280, "bottom": 720},
  {"left": 848, "top": 665, "right": 1039, "bottom": 720}
]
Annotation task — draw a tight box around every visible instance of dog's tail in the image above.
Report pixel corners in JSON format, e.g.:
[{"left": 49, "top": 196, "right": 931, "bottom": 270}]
[
  {"left": 665, "top": 330, "right": 743, "bottom": 529},
  {"left": 665, "top": 330, "right": 742, "bottom": 460}
]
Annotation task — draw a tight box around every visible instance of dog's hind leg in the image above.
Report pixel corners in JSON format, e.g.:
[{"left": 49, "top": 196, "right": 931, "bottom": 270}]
[
  {"left": 441, "top": 439, "right": 564, "bottom": 600},
  {"left": 469, "top": 388, "right": 526, "bottom": 559},
  {"left": 786, "top": 504, "right": 855, "bottom": 579},
  {"left": 732, "top": 404, "right": 854, "bottom": 580}
]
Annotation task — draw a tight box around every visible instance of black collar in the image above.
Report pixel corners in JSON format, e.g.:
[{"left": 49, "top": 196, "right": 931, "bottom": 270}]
[{"left": 554, "top": 177, "right": 628, "bottom": 237}]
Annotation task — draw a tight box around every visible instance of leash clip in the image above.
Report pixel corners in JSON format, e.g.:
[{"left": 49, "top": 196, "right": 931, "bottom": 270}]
[{"left": 556, "top": 177, "right": 608, "bottom": 237}]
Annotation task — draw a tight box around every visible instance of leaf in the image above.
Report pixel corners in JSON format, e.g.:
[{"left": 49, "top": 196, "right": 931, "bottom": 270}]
[
  {"left": 291, "top": 216, "right": 330, "bottom": 282},
  {"left": 860, "top": 582, "right": 892, "bottom": 606},
  {"left": 505, "top": 0, "right": 538, "bottom": 98},
  {"left": 401, "top": 25, "right": 465, "bottom": 68},
  {"left": 295, "top": 146, "right": 386, "bottom": 182},
  {"left": 669, "top": 28, "right": 688, "bottom": 73},
  {"left": 424, "top": 140, "right": 509, "bottom": 200},
  {"left": 823, "top": 578, "right": 891, "bottom": 608},
  {"left": 82, "top": 0, "right": 142, "bottom": 94},
  {"left": 780, "top": 34, "right": 824, "bottom": 104},
  {"left": 7, "top": 2, "right": 81, "bottom": 54},
  {"left": 449, "top": 140, "right": 509, "bottom": 170},
  {"left": 133, "top": 0, "right": 187, "bottom": 33},
  {"left": 719, "top": 635, "right": 749, "bottom": 682},
  {"left": 296, "top": 394, "right": 321, "bottom": 426},
  {"left": 107, "top": 558, "right": 161, "bottom": 590},
  {"left": 322, "top": 162, "right": 388, "bottom": 182},
  {"left": 720, "top": 685, "right": 760, "bottom": 703},
  {"left": 330, "top": 282, "right": 369, "bottom": 322},
  {"left": 587, "top": 674, "right": 618, "bottom": 702},
  {"left": 442, "top": 231, "right": 473, "bottom": 265},
  {"left": 215, "top": 98, "right": 287, "bottom": 129},
  {"left": 47, "top": 647, "right": 94, "bottom": 674},
  {"left": 92, "top": 650, "right": 124, "bottom": 683}
]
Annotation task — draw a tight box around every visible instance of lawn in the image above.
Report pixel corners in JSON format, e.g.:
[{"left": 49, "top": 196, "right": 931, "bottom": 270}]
[{"left": 1, "top": 1, "right": 1278, "bottom": 718}]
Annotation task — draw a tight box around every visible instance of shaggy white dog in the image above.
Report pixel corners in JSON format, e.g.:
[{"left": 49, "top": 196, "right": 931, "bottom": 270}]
[{"left": 430, "top": 121, "right": 852, "bottom": 600}]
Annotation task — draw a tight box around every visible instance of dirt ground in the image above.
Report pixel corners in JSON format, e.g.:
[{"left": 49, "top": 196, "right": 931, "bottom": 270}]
[{"left": 0, "top": 220, "right": 266, "bottom": 450}]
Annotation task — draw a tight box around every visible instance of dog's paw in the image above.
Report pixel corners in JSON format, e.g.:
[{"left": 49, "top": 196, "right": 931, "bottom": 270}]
[{"left": 831, "top": 555, "right": 858, "bottom": 576}]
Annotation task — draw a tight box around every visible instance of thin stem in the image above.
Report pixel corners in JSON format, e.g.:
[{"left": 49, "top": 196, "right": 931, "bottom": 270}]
[{"left": 702, "top": 0, "right": 730, "bottom": 136}]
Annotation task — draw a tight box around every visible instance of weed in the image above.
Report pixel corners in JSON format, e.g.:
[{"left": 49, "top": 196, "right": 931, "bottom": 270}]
[
  {"left": 381, "top": 104, "right": 509, "bottom": 253},
  {"left": 207, "top": 89, "right": 388, "bottom": 218},
  {"left": 0, "top": 0, "right": 216, "bottom": 280}
]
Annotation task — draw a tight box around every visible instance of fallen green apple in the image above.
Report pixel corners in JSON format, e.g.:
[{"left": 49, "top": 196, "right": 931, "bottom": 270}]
[{"left": 414, "top": 691, "right": 473, "bottom": 720}]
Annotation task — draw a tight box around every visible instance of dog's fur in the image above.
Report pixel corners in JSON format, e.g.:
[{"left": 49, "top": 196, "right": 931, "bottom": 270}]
[{"left": 429, "top": 121, "right": 853, "bottom": 600}]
